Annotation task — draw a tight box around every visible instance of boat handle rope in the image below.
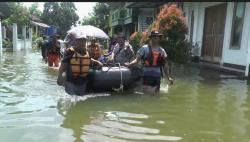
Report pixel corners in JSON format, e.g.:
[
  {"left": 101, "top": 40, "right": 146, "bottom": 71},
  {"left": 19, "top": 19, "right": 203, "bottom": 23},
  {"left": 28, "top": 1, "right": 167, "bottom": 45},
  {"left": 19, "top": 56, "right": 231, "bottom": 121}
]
[
  {"left": 111, "top": 63, "right": 123, "bottom": 93},
  {"left": 100, "top": 63, "right": 123, "bottom": 92}
]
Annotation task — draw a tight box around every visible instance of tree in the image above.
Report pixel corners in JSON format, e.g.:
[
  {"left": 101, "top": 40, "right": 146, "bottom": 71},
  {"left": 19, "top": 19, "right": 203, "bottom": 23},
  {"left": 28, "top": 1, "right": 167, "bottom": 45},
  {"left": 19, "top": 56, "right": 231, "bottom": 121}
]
[
  {"left": 0, "top": 2, "right": 11, "bottom": 20},
  {"left": 2, "top": 2, "right": 31, "bottom": 26},
  {"left": 81, "top": 3, "right": 109, "bottom": 31},
  {"left": 29, "top": 3, "right": 42, "bottom": 18},
  {"left": 42, "top": 2, "right": 79, "bottom": 35},
  {"left": 81, "top": 14, "right": 97, "bottom": 26}
]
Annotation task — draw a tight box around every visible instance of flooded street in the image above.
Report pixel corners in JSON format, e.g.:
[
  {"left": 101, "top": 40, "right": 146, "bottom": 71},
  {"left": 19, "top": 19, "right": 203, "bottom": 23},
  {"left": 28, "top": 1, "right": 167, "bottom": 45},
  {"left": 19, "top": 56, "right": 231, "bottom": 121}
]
[{"left": 1, "top": 49, "right": 250, "bottom": 142}]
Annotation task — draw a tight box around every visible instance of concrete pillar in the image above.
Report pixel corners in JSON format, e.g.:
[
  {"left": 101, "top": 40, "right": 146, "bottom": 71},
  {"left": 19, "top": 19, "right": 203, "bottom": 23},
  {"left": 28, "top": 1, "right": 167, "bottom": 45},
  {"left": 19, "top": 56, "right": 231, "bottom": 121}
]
[
  {"left": 13, "top": 23, "right": 18, "bottom": 51},
  {"left": 22, "top": 26, "right": 26, "bottom": 49},
  {"left": 29, "top": 27, "right": 32, "bottom": 48},
  {"left": 2, "top": 26, "right": 6, "bottom": 39},
  {"left": 29, "top": 27, "right": 32, "bottom": 40},
  {"left": 0, "top": 19, "right": 2, "bottom": 56}
]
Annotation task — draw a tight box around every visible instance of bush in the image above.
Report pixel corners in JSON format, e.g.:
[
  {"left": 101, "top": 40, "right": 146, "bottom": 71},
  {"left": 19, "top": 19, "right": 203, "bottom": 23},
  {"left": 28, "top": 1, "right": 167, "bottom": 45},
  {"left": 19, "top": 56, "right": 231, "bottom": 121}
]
[
  {"left": 154, "top": 4, "right": 190, "bottom": 64},
  {"left": 129, "top": 31, "right": 142, "bottom": 52},
  {"left": 32, "top": 34, "right": 43, "bottom": 48},
  {"left": 2, "top": 39, "right": 12, "bottom": 48},
  {"left": 137, "top": 4, "right": 191, "bottom": 64}
]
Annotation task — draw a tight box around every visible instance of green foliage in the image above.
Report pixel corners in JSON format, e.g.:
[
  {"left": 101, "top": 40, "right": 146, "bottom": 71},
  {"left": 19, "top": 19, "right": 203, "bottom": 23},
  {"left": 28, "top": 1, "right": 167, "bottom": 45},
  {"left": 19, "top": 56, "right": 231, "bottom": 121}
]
[
  {"left": 2, "top": 39, "right": 12, "bottom": 48},
  {"left": 129, "top": 32, "right": 142, "bottom": 52},
  {"left": 82, "top": 14, "right": 97, "bottom": 26},
  {"left": 0, "top": 2, "right": 11, "bottom": 20},
  {"left": 42, "top": 2, "right": 79, "bottom": 35},
  {"left": 160, "top": 39, "right": 192, "bottom": 64},
  {"left": 32, "top": 34, "right": 43, "bottom": 48},
  {"left": 81, "top": 3, "right": 109, "bottom": 31},
  {"left": 3, "top": 2, "right": 31, "bottom": 26},
  {"left": 29, "top": 3, "right": 42, "bottom": 18},
  {"left": 149, "top": 4, "right": 191, "bottom": 64}
]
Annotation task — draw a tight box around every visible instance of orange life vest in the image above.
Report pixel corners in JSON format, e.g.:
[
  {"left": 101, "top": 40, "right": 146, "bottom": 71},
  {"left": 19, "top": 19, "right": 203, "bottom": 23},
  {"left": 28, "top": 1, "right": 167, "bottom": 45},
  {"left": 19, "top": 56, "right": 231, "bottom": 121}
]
[
  {"left": 143, "top": 46, "right": 165, "bottom": 67},
  {"left": 69, "top": 47, "right": 91, "bottom": 77},
  {"left": 88, "top": 44, "right": 101, "bottom": 60}
]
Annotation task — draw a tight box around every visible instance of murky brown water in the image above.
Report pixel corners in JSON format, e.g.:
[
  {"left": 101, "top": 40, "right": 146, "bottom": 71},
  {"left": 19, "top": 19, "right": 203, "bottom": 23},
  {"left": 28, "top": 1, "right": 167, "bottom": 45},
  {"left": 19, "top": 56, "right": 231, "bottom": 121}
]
[{"left": 0, "top": 49, "right": 250, "bottom": 142}]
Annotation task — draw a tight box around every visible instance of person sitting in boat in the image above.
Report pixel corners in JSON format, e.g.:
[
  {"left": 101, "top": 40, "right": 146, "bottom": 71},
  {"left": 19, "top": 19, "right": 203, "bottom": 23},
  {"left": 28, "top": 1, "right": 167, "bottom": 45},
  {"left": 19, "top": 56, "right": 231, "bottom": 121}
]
[
  {"left": 108, "top": 33, "right": 135, "bottom": 65},
  {"left": 47, "top": 34, "right": 61, "bottom": 67},
  {"left": 124, "top": 30, "right": 174, "bottom": 92},
  {"left": 108, "top": 36, "right": 117, "bottom": 53},
  {"left": 57, "top": 33, "right": 103, "bottom": 96},
  {"left": 87, "top": 38, "right": 102, "bottom": 61}
]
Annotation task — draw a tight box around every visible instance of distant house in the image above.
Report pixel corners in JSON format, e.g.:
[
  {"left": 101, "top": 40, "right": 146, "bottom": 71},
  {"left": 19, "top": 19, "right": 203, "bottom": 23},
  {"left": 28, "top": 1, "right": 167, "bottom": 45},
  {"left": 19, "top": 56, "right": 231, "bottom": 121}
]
[
  {"left": 30, "top": 15, "right": 49, "bottom": 37},
  {"left": 108, "top": 2, "right": 182, "bottom": 39},
  {"left": 182, "top": 2, "right": 250, "bottom": 76}
]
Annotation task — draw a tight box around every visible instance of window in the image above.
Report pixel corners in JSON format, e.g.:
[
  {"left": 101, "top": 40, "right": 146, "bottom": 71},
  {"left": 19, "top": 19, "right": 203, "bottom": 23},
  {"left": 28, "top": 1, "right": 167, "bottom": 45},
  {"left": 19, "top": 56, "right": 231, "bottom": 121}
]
[
  {"left": 115, "top": 11, "right": 119, "bottom": 19},
  {"left": 119, "top": 10, "right": 125, "bottom": 19},
  {"left": 124, "top": 9, "right": 127, "bottom": 18},
  {"left": 230, "top": 2, "right": 246, "bottom": 49}
]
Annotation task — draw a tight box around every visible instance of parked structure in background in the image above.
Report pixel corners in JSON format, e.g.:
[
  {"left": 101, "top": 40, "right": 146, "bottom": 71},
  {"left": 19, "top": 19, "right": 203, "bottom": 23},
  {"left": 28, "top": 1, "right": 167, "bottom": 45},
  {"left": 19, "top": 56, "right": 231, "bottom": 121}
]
[
  {"left": 182, "top": 2, "right": 250, "bottom": 76},
  {"left": 108, "top": 2, "right": 250, "bottom": 77},
  {"left": 107, "top": 2, "right": 183, "bottom": 39}
]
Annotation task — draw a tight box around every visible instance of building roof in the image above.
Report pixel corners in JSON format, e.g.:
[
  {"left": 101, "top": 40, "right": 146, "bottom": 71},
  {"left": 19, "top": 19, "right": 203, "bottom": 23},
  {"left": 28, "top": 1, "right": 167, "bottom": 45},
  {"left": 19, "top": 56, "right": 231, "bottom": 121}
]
[
  {"left": 31, "top": 21, "right": 50, "bottom": 28},
  {"left": 31, "top": 15, "right": 41, "bottom": 22}
]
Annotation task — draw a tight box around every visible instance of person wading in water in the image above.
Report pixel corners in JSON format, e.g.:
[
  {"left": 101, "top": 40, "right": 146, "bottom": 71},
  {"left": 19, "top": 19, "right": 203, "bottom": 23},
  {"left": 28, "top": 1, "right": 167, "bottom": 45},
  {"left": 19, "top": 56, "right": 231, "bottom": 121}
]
[
  {"left": 125, "top": 30, "right": 174, "bottom": 93},
  {"left": 57, "top": 33, "right": 103, "bottom": 95}
]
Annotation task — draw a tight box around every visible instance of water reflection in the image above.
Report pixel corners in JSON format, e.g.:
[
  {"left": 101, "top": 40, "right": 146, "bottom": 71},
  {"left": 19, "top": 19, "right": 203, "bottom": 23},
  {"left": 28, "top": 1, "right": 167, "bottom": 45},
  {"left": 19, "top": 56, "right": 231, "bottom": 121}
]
[
  {"left": 57, "top": 96, "right": 183, "bottom": 142},
  {"left": 1, "top": 50, "right": 250, "bottom": 142}
]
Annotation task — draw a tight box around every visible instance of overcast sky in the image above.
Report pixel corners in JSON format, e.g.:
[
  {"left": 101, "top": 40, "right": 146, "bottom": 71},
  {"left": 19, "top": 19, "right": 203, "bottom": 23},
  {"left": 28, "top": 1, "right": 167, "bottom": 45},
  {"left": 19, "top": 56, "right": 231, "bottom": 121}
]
[{"left": 23, "top": 2, "right": 96, "bottom": 22}]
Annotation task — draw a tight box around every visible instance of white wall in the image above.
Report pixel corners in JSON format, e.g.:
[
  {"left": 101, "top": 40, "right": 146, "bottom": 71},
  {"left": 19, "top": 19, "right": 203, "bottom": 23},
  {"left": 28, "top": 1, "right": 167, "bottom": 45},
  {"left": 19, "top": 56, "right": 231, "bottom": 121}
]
[
  {"left": 244, "top": 3, "right": 250, "bottom": 76},
  {"left": 184, "top": 2, "right": 250, "bottom": 67},
  {"left": 222, "top": 2, "right": 249, "bottom": 66},
  {"left": 12, "top": 24, "right": 32, "bottom": 51}
]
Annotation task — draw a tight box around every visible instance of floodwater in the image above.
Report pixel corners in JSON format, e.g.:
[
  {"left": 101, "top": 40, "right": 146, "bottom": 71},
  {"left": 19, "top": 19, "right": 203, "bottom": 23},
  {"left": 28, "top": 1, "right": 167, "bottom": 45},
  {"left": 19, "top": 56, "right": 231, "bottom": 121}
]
[{"left": 1, "top": 49, "right": 250, "bottom": 142}]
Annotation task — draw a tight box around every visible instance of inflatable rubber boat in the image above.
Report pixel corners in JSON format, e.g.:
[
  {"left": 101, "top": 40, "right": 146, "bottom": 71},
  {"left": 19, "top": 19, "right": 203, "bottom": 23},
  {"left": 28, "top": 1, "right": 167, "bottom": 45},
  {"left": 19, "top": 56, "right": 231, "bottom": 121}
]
[{"left": 86, "top": 64, "right": 142, "bottom": 92}]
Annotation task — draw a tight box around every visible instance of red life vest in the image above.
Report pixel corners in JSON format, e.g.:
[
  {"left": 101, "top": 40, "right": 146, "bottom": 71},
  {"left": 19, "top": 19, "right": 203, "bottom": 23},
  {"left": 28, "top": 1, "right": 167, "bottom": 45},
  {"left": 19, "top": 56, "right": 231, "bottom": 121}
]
[{"left": 143, "top": 46, "right": 165, "bottom": 67}]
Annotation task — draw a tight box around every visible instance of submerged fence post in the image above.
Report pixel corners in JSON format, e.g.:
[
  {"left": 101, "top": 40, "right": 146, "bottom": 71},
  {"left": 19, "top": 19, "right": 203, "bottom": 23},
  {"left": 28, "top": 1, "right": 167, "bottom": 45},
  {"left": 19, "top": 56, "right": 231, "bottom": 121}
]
[
  {"left": 29, "top": 27, "right": 32, "bottom": 48},
  {"left": 13, "top": 23, "right": 18, "bottom": 51},
  {"left": 2, "top": 26, "right": 6, "bottom": 39},
  {"left": 22, "top": 26, "right": 26, "bottom": 50},
  {"left": 0, "top": 19, "right": 2, "bottom": 56}
]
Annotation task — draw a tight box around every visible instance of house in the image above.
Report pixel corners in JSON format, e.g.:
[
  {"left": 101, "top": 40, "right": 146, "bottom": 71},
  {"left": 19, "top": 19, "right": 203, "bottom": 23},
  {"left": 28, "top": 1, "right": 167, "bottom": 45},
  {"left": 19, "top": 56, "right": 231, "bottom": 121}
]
[
  {"left": 30, "top": 15, "right": 50, "bottom": 37},
  {"left": 108, "top": 2, "right": 163, "bottom": 38},
  {"left": 108, "top": 2, "right": 134, "bottom": 39},
  {"left": 182, "top": 2, "right": 250, "bottom": 76},
  {"left": 108, "top": 2, "right": 183, "bottom": 39}
]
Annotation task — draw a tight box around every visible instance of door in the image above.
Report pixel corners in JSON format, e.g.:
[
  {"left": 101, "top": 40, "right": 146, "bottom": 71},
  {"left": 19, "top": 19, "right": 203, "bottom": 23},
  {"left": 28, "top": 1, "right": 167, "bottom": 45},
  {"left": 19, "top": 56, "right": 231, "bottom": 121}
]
[{"left": 202, "top": 3, "right": 227, "bottom": 63}]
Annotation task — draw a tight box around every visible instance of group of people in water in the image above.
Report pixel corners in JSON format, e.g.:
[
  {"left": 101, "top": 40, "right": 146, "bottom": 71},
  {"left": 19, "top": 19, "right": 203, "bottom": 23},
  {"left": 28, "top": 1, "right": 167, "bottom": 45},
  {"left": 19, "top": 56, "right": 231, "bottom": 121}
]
[{"left": 39, "top": 30, "right": 174, "bottom": 95}]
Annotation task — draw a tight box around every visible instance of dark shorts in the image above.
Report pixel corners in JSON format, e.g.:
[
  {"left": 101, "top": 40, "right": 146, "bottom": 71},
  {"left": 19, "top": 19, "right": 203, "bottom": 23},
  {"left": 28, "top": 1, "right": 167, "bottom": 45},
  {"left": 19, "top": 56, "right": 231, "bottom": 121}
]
[
  {"left": 143, "top": 76, "right": 161, "bottom": 90},
  {"left": 65, "top": 81, "right": 87, "bottom": 96}
]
